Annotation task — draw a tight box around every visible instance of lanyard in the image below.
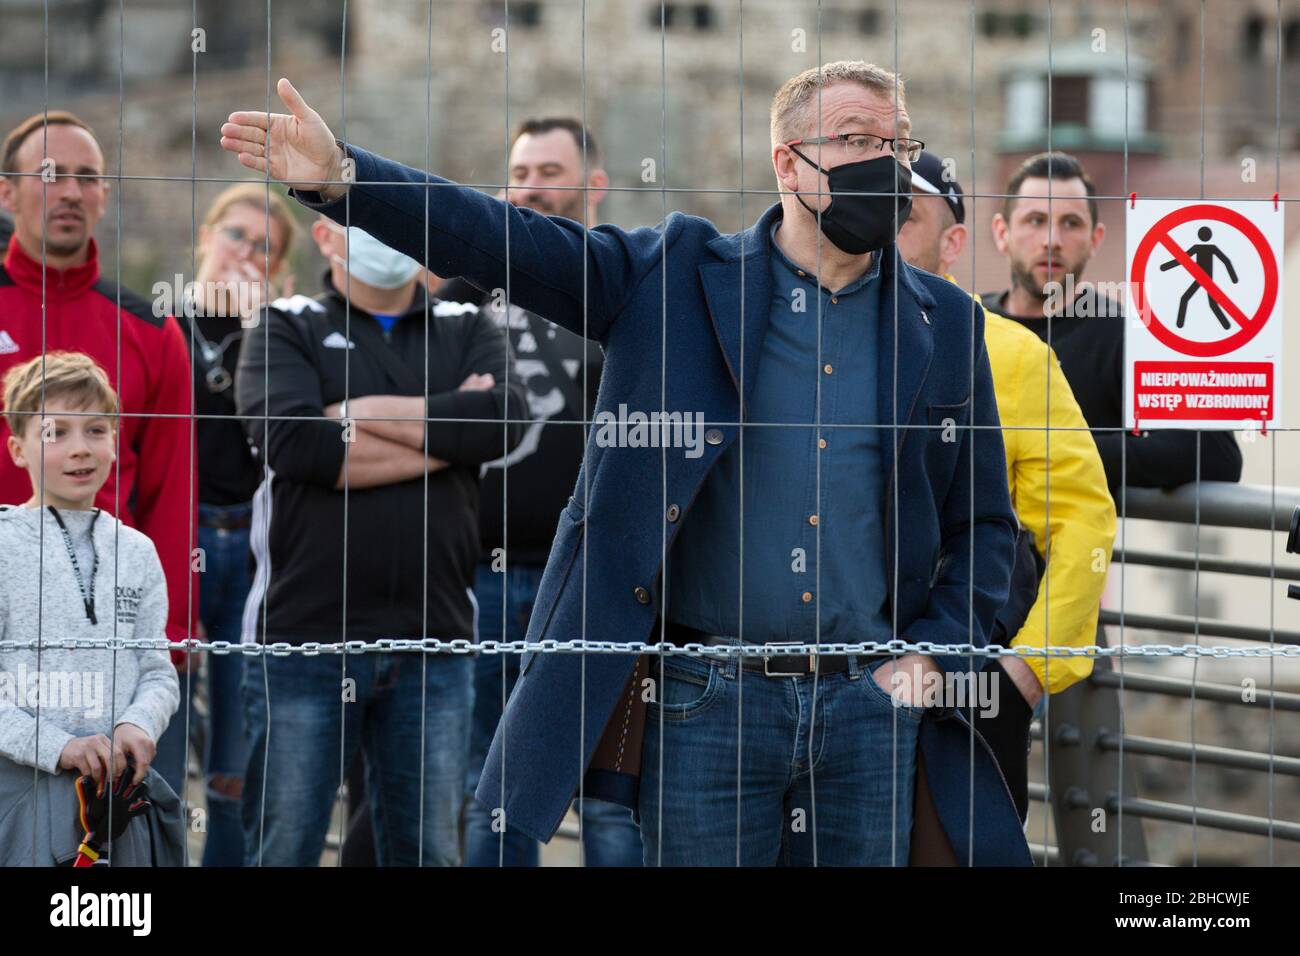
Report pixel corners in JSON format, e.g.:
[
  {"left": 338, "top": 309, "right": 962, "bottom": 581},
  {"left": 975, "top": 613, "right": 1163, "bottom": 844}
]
[{"left": 48, "top": 506, "right": 100, "bottom": 625}]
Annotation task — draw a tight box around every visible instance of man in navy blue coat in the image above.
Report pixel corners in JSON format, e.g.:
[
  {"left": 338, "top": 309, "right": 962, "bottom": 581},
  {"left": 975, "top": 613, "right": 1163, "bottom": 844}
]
[{"left": 220, "top": 61, "right": 1031, "bottom": 866}]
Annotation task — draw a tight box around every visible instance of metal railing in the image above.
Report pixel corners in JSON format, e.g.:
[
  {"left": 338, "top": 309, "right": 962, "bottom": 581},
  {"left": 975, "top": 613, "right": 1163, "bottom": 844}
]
[{"left": 1037, "top": 481, "right": 1300, "bottom": 866}]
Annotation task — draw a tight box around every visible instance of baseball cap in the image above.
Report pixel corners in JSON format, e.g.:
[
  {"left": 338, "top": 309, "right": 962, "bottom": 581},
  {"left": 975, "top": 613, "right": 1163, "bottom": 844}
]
[{"left": 910, "top": 150, "right": 965, "bottom": 225}]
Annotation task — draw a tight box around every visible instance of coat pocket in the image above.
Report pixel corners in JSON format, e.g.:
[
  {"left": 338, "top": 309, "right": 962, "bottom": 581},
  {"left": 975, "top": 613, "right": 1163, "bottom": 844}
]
[
  {"left": 926, "top": 396, "right": 972, "bottom": 435},
  {"left": 519, "top": 501, "right": 587, "bottom": 678},
  {"left": 924, "top": 395, "right": 973, "bottom": 498}
]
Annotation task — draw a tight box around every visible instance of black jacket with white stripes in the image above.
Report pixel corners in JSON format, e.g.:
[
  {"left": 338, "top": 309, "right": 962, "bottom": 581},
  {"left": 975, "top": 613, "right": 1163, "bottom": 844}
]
[{"left": 235, "top": 278, "right": 528, "bottom": 645}]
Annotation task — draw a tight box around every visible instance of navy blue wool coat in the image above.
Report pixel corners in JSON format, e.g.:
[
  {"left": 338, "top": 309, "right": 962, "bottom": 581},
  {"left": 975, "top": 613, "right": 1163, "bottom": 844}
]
[{"left": 294, "top": 144, "right": 1031, "bottom": 866}]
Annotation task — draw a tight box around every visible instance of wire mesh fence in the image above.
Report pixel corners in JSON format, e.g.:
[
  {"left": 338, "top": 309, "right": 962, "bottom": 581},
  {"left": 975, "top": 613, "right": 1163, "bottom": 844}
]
[{"left": 0, "top": 0, "right": 1297, "bottom": 871}]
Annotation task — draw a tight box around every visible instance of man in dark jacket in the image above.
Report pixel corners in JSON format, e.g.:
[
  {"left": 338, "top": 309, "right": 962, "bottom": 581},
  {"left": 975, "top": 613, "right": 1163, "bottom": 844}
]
[
  {"left": 983, "top": 151, "right": 1243, "bottom": 495},
  {"left": 235, "top": 216, "right": 527, "bottom": 866},
  {"left": 221, "top": 63, "right": 1031, "bottom": 867}
]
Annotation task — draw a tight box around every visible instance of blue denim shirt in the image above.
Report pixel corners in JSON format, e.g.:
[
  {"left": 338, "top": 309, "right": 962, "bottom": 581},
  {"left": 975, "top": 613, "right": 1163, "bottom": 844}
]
[{"left": 667, "top": 221, "right": 892, "bottom": 645}]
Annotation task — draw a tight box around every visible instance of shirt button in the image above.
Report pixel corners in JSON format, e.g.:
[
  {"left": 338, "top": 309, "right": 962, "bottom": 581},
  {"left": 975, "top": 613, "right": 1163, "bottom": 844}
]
[
  {"left": 808, "top": 514, "right": 818, "bottom": 526},
  {"left": 665, "top": 504, "right": 680, "bottom": 523},
  {"left": 823, "top": 364, "right": 833, "bottom": 375},
  {"left": 818, "top": 437, "right": 827, "bottom": 449},
  {"left": 705, "top": 428, "right": 724, "bottom": 445},
  {"left": 801, "top": 591, "right": 814, "bottom": 603},
  {"left": 831, "top": 297, "right": 838, "bottom": 304},
  {"left": 634, "top": 587, "right": 651, "bottom": 605},
  {"left": 797, "top": 270, "right": 806, "bottom": 277}
]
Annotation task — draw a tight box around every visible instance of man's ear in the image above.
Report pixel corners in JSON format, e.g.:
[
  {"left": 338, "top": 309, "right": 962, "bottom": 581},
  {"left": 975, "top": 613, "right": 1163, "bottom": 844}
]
[
  {"left": 585, "top": 168, "right": 610, "bottom": 209},
  {"left": 1090, "top": 219, "right": 1106, "bottom": 256},
  {"left": 772, "top": 144, "right": 799, "bottom": 194},
  {"left": 310, "top": 218, "right": 335, "bottom": 259},
  {"left": 939, "top": 223, "right": 968, "bottom": 276},
  {"left": 990, "top": 212, "right": 1010, "bottom": 254},
  {"left": 0, "top": 176, "right": 16, "bottom": 215}
]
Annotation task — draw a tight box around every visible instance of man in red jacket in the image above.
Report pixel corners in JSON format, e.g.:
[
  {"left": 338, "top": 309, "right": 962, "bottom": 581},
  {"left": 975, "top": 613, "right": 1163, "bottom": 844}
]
[{"left": 0, "top": 111, "right": 197, "bottom": 662}]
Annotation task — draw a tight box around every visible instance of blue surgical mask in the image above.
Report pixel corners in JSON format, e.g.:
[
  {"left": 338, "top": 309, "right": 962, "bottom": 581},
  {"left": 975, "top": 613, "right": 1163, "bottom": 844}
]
[{"left": 329, "top": 225, "right": 422, "bottom": 289}]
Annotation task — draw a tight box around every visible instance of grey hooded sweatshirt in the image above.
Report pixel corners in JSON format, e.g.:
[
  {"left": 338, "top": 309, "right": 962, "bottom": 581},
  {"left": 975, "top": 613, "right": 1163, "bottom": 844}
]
[
  {"left": 0, "top": 504, "right": 179, "bottom": 774},
  {"left": 0, "top": 505, "right": 182, "bottom": 864}
]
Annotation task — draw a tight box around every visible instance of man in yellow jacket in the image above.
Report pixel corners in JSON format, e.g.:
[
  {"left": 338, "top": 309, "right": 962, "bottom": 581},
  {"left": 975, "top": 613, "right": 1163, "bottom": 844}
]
[{"left": 898, "top": 151, "right": 1117, "bottom": 823}]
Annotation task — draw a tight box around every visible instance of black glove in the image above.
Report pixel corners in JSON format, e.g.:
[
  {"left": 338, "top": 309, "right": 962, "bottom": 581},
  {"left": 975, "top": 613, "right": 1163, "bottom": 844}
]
[{"left": 73, "top": 757, "right": 152, "bottom": 866}]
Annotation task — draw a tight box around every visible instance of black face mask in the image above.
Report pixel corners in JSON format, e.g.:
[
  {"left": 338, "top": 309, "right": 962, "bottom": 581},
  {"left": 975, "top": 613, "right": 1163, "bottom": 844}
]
[{"left": 791, "top": 148, "right": 912, "bottom": 255}]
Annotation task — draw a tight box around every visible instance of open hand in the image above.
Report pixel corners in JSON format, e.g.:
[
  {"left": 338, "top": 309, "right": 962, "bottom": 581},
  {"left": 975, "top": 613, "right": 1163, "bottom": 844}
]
[{"left": 220, "top": 78, "right": 346, "bottom": 196}]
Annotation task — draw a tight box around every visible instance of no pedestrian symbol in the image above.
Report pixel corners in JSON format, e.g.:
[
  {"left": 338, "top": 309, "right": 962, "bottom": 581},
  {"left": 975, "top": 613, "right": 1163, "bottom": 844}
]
[{"left": 1126, "top": 199, "right": 1283, "bottom": 431}]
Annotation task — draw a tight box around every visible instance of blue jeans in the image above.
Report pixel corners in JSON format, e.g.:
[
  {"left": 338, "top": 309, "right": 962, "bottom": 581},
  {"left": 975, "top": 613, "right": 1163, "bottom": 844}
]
[
  {"left": 465, "top": 561, "right": 643, "bottom": 867},
  {"left": 154, "top": 502, "right": 253, "bottom": 867},
  {"left": 638, "top": 646, "right": 921, "bottom": 866},
  {"left": 241, "top": 649, "right": 473, "bottom": 866},
  {"left": 198, "top": 506, "right": 253, "bottom": 866},
  {"left": 153, "top": 670, "right": 195, "bottom": 813}
]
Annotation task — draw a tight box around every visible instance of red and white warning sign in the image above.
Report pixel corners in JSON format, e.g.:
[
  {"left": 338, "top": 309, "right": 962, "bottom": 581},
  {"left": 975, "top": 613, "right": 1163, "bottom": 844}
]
[{"left": 1126, "top": 199, "right": 1284, "bottom": 431}]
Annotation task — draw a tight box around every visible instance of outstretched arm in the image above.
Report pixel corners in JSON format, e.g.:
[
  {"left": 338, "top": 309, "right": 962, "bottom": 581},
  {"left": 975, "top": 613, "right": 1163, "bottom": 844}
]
[{"left": 221, "top": 78, "right": 666, "bottom": 343}]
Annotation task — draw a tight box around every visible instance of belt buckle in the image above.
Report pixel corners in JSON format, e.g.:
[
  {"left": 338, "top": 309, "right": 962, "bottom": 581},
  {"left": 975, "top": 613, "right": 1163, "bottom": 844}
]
[{"left": 762, "top": 642, "right": 807, "bottom": 677}]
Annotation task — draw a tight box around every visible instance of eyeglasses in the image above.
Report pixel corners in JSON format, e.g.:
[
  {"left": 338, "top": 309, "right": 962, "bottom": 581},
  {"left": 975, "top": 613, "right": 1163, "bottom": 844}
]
[
  {"left": 785, "top": 132, "right": 925, "bottom": 163},
  {"left": 219, "top": 225, "right": 278, "bottom": 258}
]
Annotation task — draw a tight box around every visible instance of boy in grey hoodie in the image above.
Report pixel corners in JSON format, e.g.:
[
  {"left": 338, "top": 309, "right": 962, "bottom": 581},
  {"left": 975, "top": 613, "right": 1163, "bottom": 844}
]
[{"left": 0, "top": 352, "right": 179, "bottom": 864}]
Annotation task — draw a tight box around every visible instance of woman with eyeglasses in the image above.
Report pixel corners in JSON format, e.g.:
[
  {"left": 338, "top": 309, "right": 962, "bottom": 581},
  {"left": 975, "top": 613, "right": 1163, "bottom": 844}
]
[{"left": 153, "top": 183, "right": 298, "bottom": 867}]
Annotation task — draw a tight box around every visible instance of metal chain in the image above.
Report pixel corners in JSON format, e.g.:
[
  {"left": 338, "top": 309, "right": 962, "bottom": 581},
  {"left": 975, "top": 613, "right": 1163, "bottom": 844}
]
[{"left": 6, "top": 637, "right": 1296, "bottom": 661}]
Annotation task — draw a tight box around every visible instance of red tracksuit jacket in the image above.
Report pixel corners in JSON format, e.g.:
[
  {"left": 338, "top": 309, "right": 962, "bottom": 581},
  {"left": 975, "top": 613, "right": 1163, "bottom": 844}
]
[{"left": 0, "top": 237, "right": 197, "bottom": 656}]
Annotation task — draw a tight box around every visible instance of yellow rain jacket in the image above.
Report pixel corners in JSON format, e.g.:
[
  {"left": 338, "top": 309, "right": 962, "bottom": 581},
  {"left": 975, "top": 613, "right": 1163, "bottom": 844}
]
[{"left": 966, "top": 283, "right": 1118, "bottom": 694}]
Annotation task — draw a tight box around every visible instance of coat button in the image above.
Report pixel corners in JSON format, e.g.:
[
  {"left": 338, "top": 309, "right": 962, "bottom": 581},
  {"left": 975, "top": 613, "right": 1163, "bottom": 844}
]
[
  {"left": 666, "top": 504, "right": 680, "bottom": 522},
  {"left": 634, "top": 586, "right": 651, "bottom": 605},
  {"left": 705, "top": 428, "right": 723, "bottom": 445}
]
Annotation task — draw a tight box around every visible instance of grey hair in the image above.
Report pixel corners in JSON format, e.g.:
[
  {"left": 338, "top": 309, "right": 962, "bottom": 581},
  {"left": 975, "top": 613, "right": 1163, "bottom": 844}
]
[{"left": 770, "top": 61, "right": 905, "bottom": 145}]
